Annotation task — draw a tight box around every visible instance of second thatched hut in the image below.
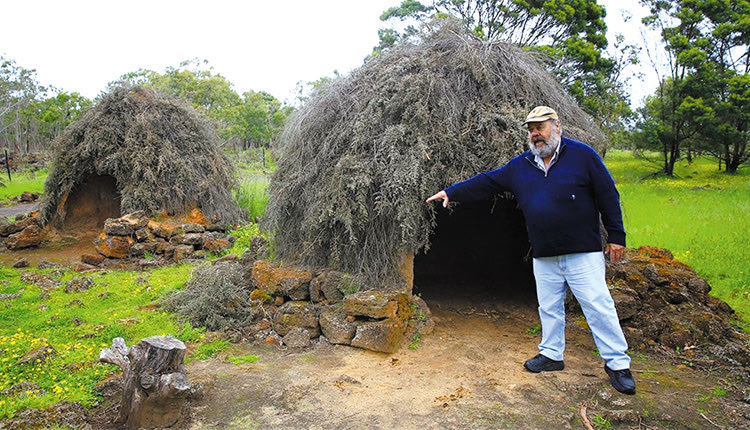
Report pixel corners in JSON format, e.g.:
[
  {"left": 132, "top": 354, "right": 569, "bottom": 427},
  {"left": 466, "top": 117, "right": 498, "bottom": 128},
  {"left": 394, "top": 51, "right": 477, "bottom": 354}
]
[{"left": 39, "top": 85, "right": 243, "bottom": 235}]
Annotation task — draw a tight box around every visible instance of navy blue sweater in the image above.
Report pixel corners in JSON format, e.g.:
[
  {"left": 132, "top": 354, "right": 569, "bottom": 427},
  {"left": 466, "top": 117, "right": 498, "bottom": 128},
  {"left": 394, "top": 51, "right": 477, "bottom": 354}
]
[{"left": 445, "top": 136, "right": 625, "bottom": 258}]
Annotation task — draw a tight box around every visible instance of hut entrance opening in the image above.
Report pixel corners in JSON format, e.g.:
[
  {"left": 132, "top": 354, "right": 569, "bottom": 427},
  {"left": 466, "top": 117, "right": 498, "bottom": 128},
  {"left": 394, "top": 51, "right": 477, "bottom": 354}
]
[
  {"left": 56, "top": 174, "right": 121, "bottom": 235},
  {"left": 413, "top": 196, "right": 536, "bottom": 308}
]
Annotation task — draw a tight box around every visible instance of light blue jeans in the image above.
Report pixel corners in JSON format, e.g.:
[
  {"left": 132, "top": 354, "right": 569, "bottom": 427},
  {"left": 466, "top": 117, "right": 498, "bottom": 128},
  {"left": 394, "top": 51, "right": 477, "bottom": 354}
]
[{"left": 532, "top": 251, "right": 631, "bottom": 370}]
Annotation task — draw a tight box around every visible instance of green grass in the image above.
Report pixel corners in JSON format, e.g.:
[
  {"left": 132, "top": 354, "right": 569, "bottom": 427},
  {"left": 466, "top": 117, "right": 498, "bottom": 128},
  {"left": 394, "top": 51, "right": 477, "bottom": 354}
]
[
  {"left": 227, "top": 354, "right": 260, "bottom": 365},
  {"left": 231, "top": 147, "right": 274, "bottom": 222},
  {"left": 605, "top": 150, "right": 750, "bottom": 330},
  {"left": 0, "top": 169, "right": 47, "bottom": 203},
  {"left": 189, "top": 339, "right": 230, "bottom": 362},
  {"left": 0, "top": 264, "right": 201, "bottom": 419},
  {"left": 234, "top": 174, "right": 270, "bottom": 222}
]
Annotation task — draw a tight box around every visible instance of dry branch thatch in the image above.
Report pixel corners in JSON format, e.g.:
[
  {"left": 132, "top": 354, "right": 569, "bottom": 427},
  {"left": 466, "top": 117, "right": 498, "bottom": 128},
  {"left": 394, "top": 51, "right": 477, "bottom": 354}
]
[
  {"left": 267, "top": 25, "right": 604, "bottom": 287},
  {"left": 40, "top": 85, "right": 242, "bottom": 225}
]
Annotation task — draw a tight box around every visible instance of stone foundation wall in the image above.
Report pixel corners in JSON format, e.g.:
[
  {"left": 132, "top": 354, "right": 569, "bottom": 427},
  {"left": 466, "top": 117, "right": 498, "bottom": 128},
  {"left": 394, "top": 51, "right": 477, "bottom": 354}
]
[{"left": 243, "top": 260, "right": 432, "bottom": 353}]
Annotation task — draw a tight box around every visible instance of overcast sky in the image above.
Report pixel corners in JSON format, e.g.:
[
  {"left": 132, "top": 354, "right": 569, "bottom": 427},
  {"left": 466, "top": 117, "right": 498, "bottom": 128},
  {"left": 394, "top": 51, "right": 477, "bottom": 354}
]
[{"left": 2, "top": 0, "right": 658, "bottom": 106}]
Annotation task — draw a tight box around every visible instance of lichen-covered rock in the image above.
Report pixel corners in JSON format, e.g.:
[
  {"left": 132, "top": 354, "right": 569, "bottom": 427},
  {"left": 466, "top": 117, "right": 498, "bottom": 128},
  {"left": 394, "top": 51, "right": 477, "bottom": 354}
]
[
  {"left": 5, "top": 224, "right": 45, "bottom": 250},
  {"left": 103, "top": 214, "right": 143, "bottom": 236},
  {"left": 170, "top": 233, "right": 204, "bottom": 246},
  {"left": 350, "top": 319, "right": 405, "bottom": 353},
  {"left": 180, "top": 223, "right": 206, "bottom": 233},
  {"left": 606, "top": 246, "right": 746, "bottom": 356},
  {"left": 310, "top": 270, "right": 347, "bottom": 303},
  {"left": 95, "top": 232, "right": 133, "bottom": 258},
  {"left": 273, "top": 301, "right": 320, "bottom": 337},
  {"left": 0, "top": 215, "right": 41, "bottom": 237},
  {"left": 172, "top": 245, "right": 195, "bottom": 263},
  {"left": 344, "top": 291, "right": 401, "bottom": 320},
  {"left": 319, "top": 307, "right": 357, "bottom": 345},
  {"left": 147, "top": 220, "right": 177, "bottom": 239},
  {"left": 81, "top": 253, "right": 105, "bottom": 266},
  {"left": 65, "top": 276, "right": 95, "bottom": 293},
  {"left": 203, "top": 236, "right": 232, "bottom": 254},
  {"left": 283, "top": 327, "right": 312, "bottom": 349},
  {"left": 251, "top": 260, "right": 312, "bottom": 300}
]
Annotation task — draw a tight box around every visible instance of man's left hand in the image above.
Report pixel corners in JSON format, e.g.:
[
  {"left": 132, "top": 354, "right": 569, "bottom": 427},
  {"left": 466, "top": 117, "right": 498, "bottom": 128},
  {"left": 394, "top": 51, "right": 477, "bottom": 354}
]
[{"left": 606, "top": 243, "right": 626, "bottom": 263}]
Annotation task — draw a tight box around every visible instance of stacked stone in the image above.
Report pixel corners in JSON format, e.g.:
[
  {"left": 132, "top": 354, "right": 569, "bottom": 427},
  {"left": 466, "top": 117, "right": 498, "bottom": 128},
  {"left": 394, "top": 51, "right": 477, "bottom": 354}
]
[
  {"left": 248, "top": 260, "right": 433, "bottom": 353},
  {"left": 94, "top": 211, "right": 234, "bottom": 263},
  {"left": 0, "top": 213, "right": 45, "bottom": 250}
]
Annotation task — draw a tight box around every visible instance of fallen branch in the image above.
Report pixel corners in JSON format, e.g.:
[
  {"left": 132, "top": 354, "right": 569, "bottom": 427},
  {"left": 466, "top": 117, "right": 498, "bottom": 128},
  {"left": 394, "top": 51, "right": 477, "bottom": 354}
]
[
  {"left": 578, "top": 403, "right": 594, "bottom": 430},
  {"left": 699, "top": 412, "right": 724, "bottom": 429}
]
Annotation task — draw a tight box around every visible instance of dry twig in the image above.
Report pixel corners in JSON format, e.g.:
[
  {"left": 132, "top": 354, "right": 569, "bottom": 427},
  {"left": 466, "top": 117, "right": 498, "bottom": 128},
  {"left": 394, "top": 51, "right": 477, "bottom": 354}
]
[{"left": 578, "top": 403, "right": 594, "bottom": 430}]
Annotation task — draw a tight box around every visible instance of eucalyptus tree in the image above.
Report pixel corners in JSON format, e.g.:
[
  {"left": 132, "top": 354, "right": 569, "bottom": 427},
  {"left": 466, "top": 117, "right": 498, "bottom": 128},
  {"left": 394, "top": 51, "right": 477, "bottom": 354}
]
[{"left": 638, "top": 0, "right": 749, "bottom": 174}]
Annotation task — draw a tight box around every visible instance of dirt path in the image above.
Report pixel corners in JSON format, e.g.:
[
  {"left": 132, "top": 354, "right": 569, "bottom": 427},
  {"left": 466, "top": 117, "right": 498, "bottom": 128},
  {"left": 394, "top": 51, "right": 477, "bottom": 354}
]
[{"left": 183, "top": 294, "right": 750, "bottom": 429}]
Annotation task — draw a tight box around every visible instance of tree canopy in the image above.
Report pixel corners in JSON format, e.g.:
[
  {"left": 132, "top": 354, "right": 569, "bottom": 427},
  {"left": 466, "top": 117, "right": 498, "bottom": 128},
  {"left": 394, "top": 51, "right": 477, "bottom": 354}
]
[
  {"left": 1, "top": 56, "right": 91, "bottom": 154},
  {"left": 114, "top": 59, "right": 291, "bottom": 149},
  {"left": 636, "top": 0, "right": 749, "bottom": 174}
]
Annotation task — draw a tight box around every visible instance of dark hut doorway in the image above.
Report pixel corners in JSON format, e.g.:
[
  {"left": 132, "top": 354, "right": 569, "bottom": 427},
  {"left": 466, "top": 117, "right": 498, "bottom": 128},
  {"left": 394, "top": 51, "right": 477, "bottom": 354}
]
[
  {"left": 55, "top": 174, "right": 121, "bottom": 235},
  {"left": 413, "top": 195, "right": 536, "bottom": 308}
]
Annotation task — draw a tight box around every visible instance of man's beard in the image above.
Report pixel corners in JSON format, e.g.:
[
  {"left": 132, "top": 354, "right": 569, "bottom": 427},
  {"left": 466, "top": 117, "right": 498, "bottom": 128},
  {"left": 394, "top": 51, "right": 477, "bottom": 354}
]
[{"left": 529, "top": 129, "right": 561, "bottom": 158}]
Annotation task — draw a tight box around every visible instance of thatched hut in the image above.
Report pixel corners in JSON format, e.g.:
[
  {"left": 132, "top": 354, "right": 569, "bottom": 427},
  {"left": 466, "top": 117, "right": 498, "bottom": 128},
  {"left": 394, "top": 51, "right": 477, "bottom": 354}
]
[
  {"left": 267, "top": 26, "right": 604, "bottom": 298},
  {"left": 40, "top": 85, "right": 242, "bottom": 235}
]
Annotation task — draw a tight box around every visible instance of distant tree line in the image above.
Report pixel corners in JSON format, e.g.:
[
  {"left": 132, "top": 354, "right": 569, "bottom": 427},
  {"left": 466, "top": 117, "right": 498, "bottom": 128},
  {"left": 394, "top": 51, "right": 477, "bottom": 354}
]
[
  {"left": 113, "top": 59, "right": 292, "bottom": 150},
  {"left": 0, "top": 57, "right": 91, "bottom": 155},
  {"left": 0, "top": 57, "right": 290, "bottom": 156}
]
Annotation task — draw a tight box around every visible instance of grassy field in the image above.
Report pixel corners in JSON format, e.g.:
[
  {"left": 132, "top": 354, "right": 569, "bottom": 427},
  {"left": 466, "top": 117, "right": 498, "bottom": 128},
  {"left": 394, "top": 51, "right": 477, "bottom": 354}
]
[
  {"left": 0, "top": 264, "right": 201, "bottom": 418},
  {"left": 605, "top": 150, "right": 750, "bottom": 330},
  {"left": 0, "top": 169, "right": 47, "bottom": 204}
]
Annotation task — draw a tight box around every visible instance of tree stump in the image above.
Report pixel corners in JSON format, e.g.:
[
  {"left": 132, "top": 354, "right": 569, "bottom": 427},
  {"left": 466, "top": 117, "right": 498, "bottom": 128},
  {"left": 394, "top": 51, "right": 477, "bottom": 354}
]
[{"left": 100, "top": 335, "right": 191, "bottom": 429}]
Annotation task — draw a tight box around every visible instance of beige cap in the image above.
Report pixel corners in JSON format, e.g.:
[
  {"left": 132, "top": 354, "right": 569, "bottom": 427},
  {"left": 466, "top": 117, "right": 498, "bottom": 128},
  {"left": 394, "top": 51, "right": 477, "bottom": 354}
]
[{"left": 523, "top": 106, "right": 558, "bottom": 125}]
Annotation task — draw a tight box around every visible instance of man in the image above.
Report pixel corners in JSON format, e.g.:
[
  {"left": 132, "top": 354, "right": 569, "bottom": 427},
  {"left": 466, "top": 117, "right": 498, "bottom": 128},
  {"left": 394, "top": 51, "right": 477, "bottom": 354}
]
[{"left": 426, "top": 106, "right": 636, "bottom": 395}]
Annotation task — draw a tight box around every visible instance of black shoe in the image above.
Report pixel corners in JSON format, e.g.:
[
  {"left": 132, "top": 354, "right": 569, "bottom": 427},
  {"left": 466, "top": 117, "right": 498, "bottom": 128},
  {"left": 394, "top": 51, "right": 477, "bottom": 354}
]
[
  {"left": 524, "top": 354, "right": 565, "bottom": 373},
  {"left": 605, "top": 365, "right": 636, "bottom": 395}
]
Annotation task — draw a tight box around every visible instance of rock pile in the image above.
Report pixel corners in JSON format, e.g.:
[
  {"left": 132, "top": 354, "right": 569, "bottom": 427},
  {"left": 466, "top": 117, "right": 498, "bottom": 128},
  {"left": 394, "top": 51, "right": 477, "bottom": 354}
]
[
  {"left": 91, "top": 210, "right": 234, "bottom": 264},
  {"left": 605, "top": 246, "right": 750, "bottom": 367}
]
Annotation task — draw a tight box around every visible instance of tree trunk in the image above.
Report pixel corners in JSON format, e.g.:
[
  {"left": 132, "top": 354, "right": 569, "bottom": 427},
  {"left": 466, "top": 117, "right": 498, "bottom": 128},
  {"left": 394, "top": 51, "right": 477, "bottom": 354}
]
[{"left": 100, "top": 336, "right": 192, "bottom": 429}]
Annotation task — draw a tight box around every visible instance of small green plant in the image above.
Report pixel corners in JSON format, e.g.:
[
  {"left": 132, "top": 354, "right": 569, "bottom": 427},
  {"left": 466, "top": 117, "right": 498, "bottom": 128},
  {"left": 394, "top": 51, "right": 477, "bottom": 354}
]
[
  {"left": 592, "top": 414, "right": 612, "bottom": 430},
  {"left": 408, "top": 329, "right": 422, "bottom": 350},
  {"left": 712, "top": 387, "right": 728, "bottom": 397},
  {"left": 340, "top": 274, "right": 360, "bottom": 295},
  {"left": 524, "top": 324, "right": 541, "bottom": 335},
  {"left": 227, "top": 354, "right": 260, "bottom": 365},
  {"left": 226, "top": 223, "right": 263, "bottom": 257}
]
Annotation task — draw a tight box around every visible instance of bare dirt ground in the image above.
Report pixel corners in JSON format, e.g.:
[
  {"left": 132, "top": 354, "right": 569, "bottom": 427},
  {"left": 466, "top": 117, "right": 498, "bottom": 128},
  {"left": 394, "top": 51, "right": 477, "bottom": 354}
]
[{"left": 179, "top": 283, "right": 750, "bottom": 430}]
